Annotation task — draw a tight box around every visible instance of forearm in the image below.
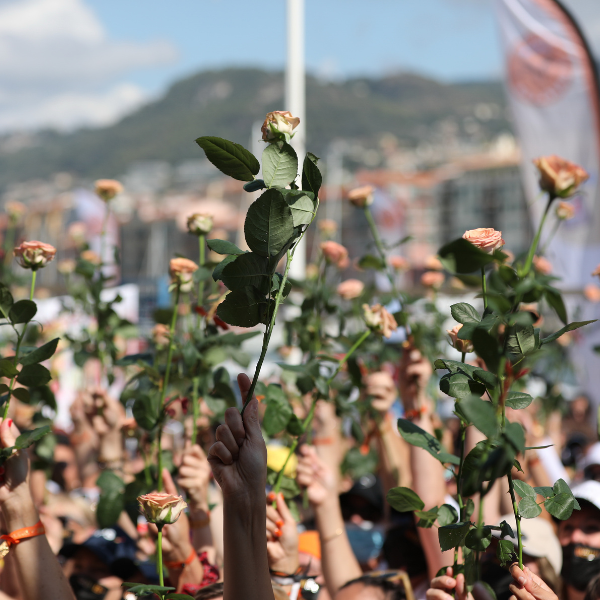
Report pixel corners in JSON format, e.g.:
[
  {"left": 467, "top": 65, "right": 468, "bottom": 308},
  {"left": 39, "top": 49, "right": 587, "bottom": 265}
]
[
  {"left": 188, "top": 505, "right": 215, "bottom": 560},
  {"left": 376, "top": 414, "right": 412, "bottom": 493},
  {"left": 223, "top": 499, "right": 273, "bottom": 600},
  {"left": 314, "top": 497, "right": 361, "bottom": 597}
]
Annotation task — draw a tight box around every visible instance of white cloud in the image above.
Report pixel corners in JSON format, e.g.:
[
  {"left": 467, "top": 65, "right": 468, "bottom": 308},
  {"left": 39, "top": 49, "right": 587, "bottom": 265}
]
[{"left": 0, "top": 0, "right": 178, "bottom": 132}]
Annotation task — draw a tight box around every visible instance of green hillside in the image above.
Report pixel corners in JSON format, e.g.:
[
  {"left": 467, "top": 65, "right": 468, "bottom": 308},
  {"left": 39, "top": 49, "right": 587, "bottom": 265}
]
[{"left": 0, "top": 68, "right": 509, "bottom": 190}]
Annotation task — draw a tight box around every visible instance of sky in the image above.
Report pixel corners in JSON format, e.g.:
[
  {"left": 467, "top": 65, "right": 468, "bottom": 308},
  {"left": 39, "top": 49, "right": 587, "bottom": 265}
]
[{"left": 0, "top": 0, "right": 599, "bottom": 133}]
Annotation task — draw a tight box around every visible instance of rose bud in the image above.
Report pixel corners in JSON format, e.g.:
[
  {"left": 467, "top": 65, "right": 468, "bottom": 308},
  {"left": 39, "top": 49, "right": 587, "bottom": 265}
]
[
  {"left": 362, "top": 303, "right": 398, "bottom": 339},
  {"left": 81, "top": 250, "right": 102, "bottom": 265},
  {"left": 318, "top": 219, "right": 338, "bottom": 238},
  {"left": 14, "top": 241, "right": 56, "bottom": 270},
  {"left": 462, "top": 228, "right": 505, "bottom": 254},
  {"left": 337, "top": 279, "right": 364, "bottom": 300},
  {"left": 169, "top": 257, "right": 199, "bottom": 293},
  {"left": 95, "top": 179, "right": 123, "bottom": 202},
  {"left": 447, "top": 324, "right": 474, "bottom": 354},
  {"left": 261, "top": 111, "right": 300, "bottom": 142},
  {"left": 389, "top": 256, "right": 410, "bottom": 272},
  {"left": 424, "top": 255, "right": 443, "bottom": 271},
  {"left": 584, "top": 284, "right": 600, "bottom": 303},
  {"left": 187, "top": 213, "right": 213, "bottom": 236},
  {"left": 138, "top": 492, "right": 187, "bottom": 526},
  {"left": 532, "top": 255, "right": 552, "bottom": 275},
  {"left": 152, "top": 323, "right": 170, "bottom": 348},
  {"left": 592, "top": 264, "right": 600, "bottom": 278},
  {"left": 555, "top": 201, "right": 575, "bottom": 221},
  {"left": 5, "top": 201, "right": 26, "bottom": 223},
  {"left": 320, "top": 241, "right": 349, "bottom": 269},
  {"left": 57, "top": 259, "right": 76, "bottom": 275},
  {"left": 348, "top": 185, "right": 374, "bottom": 208},
  {"left": 533, "top": 155, "right": 589, "bottom": 198},
  {"left": 421, "top": 271, "right": 445, "bottom": 289}
]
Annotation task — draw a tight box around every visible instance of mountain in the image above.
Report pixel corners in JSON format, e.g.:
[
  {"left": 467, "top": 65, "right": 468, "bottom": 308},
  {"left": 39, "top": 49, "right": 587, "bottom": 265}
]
[{"left": 0, "top": 68, "right": 510, "bottom": 190}]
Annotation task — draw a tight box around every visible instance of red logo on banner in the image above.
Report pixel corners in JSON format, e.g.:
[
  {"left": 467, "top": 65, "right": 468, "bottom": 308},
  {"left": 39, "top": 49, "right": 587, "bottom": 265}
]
[{"left": 508, "top": 33, "right": 573, "bottom": 106}]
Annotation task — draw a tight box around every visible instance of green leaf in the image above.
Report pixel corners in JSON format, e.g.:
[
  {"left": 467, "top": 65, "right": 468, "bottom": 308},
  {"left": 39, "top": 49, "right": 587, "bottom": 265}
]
[
  {"left": 497, "top": 539, "right": 515, "bottom": 567},
  {"left": 458, "top": 396, "right": 498, "bottom": 438},
  {"left": 97, "top": 470, "right": 125, "bottom": 493},
  {"left": 243, "top": 179, "right": 266, "bottom": 193},
  {"left": 122, "top": 584, "right": 175, "bottom": 594},
  {"left": 472, "top": 369, "right": 498, "bottom": 389},
  {"left": 166, "top": 595, "right": 196, "bottom": 600},
  {"left": 301, "top": 152, "right": 322, "bottom": 195},
  {"left": 516, "top": 325, "right": 536, "bottom": 355},
  {"left": 506, "top": 391, "right": 534, "bottom": 410},
  {"left": 20, "top": 338, "right": 60, "bottom": 366},
  {"left": 472, "top": 328, "right": 500, "bottom": 373},
  {"left": 133, "top": 394, "right": 161, "bottom": 431},
  {"left": 437, "top": 504, "right": 459, "bottom": 526},
  {"left": 212, "top": 254, "right": 238, "bottom": 282},
  {"left": 97, "top": 489, "right": 124, "bottom": 528},
  {"left": 545, "top": 287, "right": 567, "bottom": 324},
  {"left": 440, "top": 373, "right": 485, "bottom": 399},
  {"left": 282, "top": 190, "right": 316, "bottom": 227},
  {"left": 438, "top": 522, "right": 470, "bottom": 552},
  {"left": 195, "top": 136, "right": 260, "bottom": 182},
  {"left": 11, "top": 388, "right": 30, "bottom": 403},
  {"left": 450, "top": 303, "right": 480, "bottom": 324},
  {"left": 244, "top": 189, "right": 295, "bottom": 258},
  {"left": 499, "top": 520, "right": 514, "bottom": 538},
  {"left": 0, "top": 283, "right": 13, "bottom": 318},
  {"left": 415, "top": 507, "right": 439, "bottom": 528},
  {"left": 0, "top": 359, "right": 18, "bottom": 378},
  {"left": 16, "top": 364, "right": 51, "bottom": 387},
  {"left": 262, "top": 142, "right": 298, "bottom": 188},
  {"left": 504, "top": 422, "right": 525, "bottom": 454},
  {"left": 465, "top": 498, "right": 475, "bottom": 519},
  {"left": 286, "top": 413, "right": 304, "bottom": 436},
  {"left": 513, "top": 479, "right": 536, "bottom": 499},
  {"left": 438, "top": 238, "right": 496, "bottom": 274},
  {"left": 217, "top": 286, "right": 268, "bottom": 328},
  {"left": 262, "top": 390, "right": 292, "bottom": 436},
  {"left": 534, "top": 486, "right": 554, "bottom": 498},
  {"left": 358, "top": 254, "right": 386, "bottom": 270},
  {"left": 518, "top": 496, "right": 542, "bottom": 519},
  {"left": 544, "top": 493, "right": 575, "bottom": 520},
  {"left": 386, "top": 487, "right": 425, "bottom": 512},
  {"left": 397, "top": 419, "right": 460, "bottom": 465},
  {"left": 434, "top": 359, "right": 477, "bottom": 375},
  {"left": 465, "top": 527, "right": 492, "bottom": 551},
  {"left": 14, "top": 425, "right": 50, "bottom": 449},
  {"left": 9, "top": 300, "right": 37, "bottom": 324},
  {"left": 553, "top": 479, "right": 580, "bottom": 510},
  {"left": 220, "top": 253, "right": 270, "bottom": 294},
  {"left": 207, "top": 239, "right": 246, "bottom": 255},
  {"left": 541, "top": 320, "right": 596, "bottom": 345}
]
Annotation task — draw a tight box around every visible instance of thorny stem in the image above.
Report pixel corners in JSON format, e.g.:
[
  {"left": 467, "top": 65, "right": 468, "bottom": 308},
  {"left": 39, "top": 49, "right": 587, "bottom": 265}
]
[{"left": 508, "top": 473, "right": 523, "bottom": 569}]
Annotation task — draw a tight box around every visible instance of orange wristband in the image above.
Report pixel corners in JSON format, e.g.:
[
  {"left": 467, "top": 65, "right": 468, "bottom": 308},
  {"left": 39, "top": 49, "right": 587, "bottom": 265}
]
[
  {"left": 0, "top": 520, "right": 45, "bottom": 557},
  {"left": 164, "top": 547, "right": 196, "bottom": 571},
  {"left": 404, "top": 406, "right": 427, "bottom": 421}
]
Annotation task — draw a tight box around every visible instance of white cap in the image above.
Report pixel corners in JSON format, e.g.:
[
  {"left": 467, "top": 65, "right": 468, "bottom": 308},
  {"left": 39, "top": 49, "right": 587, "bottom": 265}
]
[
  {"left": 493, "top": 514, "right": 562, "bottom": 575},
  {"left": 570, "top": 480, "right": 600, "bottom": 512},
  {"left": 579, "top": 442, "right": 600, "bottom": 471}
]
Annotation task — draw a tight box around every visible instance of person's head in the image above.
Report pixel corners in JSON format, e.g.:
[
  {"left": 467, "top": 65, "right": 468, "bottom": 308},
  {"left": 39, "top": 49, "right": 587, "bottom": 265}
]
[
  {"left": 382, "top": 521, "right": 427, "bottom": 582},
  {"left": 336, "top": 572, "right": 408, "bottom": 600},
  {"left": 53, "top": 442, "right": 81, "bottom": 491},
  {"left": 571, "top": 395, "right": 592, "bottom": 422},
  {"left": 195, "top": 583, "right": 224, "bottom": 600},
  {"left": 581, "top": 443, "right": 600, "bottom": 482}
]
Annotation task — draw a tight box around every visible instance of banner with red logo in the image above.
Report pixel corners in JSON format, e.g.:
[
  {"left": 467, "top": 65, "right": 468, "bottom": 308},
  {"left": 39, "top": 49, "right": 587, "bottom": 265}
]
[{"left": 494, "top": 0, "right": 600, "bottom": 408}]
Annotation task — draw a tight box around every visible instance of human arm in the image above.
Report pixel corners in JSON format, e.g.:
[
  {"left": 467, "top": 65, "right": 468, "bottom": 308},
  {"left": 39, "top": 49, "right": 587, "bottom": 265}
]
[
  {"left": 207, "top": 374, "right": 274, "bottom": 600},
  {"left": 508, "top": 564, "right": 558, "bottom": 600},
  {"left": 266, "top": 492, "right": 299, "bottom": 575}
]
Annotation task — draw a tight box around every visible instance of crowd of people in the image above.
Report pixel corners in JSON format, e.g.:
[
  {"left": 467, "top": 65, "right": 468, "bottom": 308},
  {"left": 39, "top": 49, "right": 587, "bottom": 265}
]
[{"left": 0, "top": 343, "right": 599, "bottom": 600}]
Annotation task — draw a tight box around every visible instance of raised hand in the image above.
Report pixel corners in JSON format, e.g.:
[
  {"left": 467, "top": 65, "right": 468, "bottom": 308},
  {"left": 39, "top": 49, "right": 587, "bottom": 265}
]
[
  {"left": 177, "top": 442, "right": 211, "bottom": 511},
  {"left": 0, "top": 419, "right": 30, "bottom": 510},
  {"left": 266, "top": 492, "right": 299, "bottom": 574},
  {"left": 508, "top": 564, "right": 558, "bottom": 600},
  {"left": 296, "top": 445, "right": 336, "bottom": 506},
  {"left": 398, "top": 346, "right": 432, "bottom": 411},
  {"left": 365, "top": 370, "right": 397, "bottom": 414}
]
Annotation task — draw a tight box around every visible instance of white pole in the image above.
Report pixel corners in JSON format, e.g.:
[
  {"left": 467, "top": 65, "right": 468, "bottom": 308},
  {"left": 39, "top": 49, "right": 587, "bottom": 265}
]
[{"left": 286, "top": 0, "right": 306, "bottom": 279}]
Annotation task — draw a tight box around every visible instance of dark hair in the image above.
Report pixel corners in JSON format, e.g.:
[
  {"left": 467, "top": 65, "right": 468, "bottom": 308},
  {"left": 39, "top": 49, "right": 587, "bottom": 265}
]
[
  {"left": 195, "top": 583, "right": 224, "bottom": 600},
  {"left": 382, "top": 524, "right": 427, "bottom": 578},
  {"left": 340, "top": 573, "right": 407, "bottom": 600},
  {"left": 585, "top": 573, "right": 600, "bottom": 600}
]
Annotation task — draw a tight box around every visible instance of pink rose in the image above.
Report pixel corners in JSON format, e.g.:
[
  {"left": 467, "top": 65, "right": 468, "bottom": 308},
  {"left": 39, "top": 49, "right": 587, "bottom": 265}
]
[
  {"left": 320, "top": 241, "right": 349, "bottom": 269},
  {"left": 362, "top": 304, "right": 398, "bottom": 338},
  {"left": 138, "top": 492, "right": 187, "bottom": 525},
  {"left": 152, "top": 323, "right": 170, "bottom": 348},
  {"left": 13, "top": 241, "right": 56, "bottom": 270},
  {"left": 57, "top": 259, "right": 76, "bottom": 275},
  {"left": 317, "top": 219, "right": 337, "bottom": 238},
  {"left": 533, "top": 155, "right": 589, "bottom": 198},
  {"left": 95, "top": 179, "right": 123, "bottom": 202},
  {"left": 421, "top": 271, "right": 445, "bottom": 289},
  {"left": 337, "top": 279, "right": 364, "bottom": 300},
  {"left": 532, "top": 255, "right": 552, "bottom": 275},
  {"left": 169, "top": 257, "right": 199, "bottom": 292},
  {"left": 261, "top": 111, "right": 300, "bottom": 142},
  {"left": 348, "top": 185, "right": 374, "bottom": 208},
  {"left": 424, "top": 255, "right": 443, "bottom": 271},
  {"left": 584, "top": 284, "right": 600, "bottom": 303},
  {"left": 389, "top": 256, "right": 409, "bottom": 272},
  {"left": 462, "top": 228, "right": 505, "bottom": 254},
  {"left": 447, "top": 324, "right": 474, "bottom": 354},
  {"left": 68, "top": 222, "right": 87, "bottom": 246},
  {"left": 555, "top": 201, "right": 575, "bottom": 221},
  {"left": 81, "top": 250, "right": 101, "bottom": 265}
]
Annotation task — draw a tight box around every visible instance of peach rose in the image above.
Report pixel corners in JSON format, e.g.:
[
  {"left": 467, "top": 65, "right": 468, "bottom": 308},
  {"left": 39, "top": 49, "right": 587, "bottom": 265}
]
[
  {"left": 592, "top": 264, "right": 600, "bottom": 278},
  {"left": 337, "top": 279, "right": 364, "bottom": 300},
  {"left": 138, "top": 492, "right": 187, "bottom": 525},
  {"left": 584, "top": 284, "right": 600, "bottom": 303},
  {"left": 81, "top": 250, "right": 101, "bottom": 265},
  {"left": 533, "top": 155, "right": 588, "bottom": 198},
  {"left": 261, "top": 111, "right": 300, "bottom": 142},
  {"left": 320, "top": 241, "right": 349, "bottom": 269},
  {"left": 95, "top": 179, "right": 123, "bottom": 202},
  {"left": 152, "top": 323, "right": 170, "bottom": 348},
  {"left": 362, "top": 304, "right": 398, "bottom": 338},
  {"left": 389, "top": 256, "right": 409, "bottom": 272},
  {"left": 305, "top": 263, "right": 319, "bottom": 280},
  {"left": 5, "top": 201, "right": 26, "bottom": 222},
  {"left": 57, "top": 259, "right": 76, "bottom": 275},
  {"left": 14, "top": 241, "right": 56, "bottom": 270},
  {"left": 555, "top": 201, "right": 575, "bottom": 221},
  {"left": 318, "top": 219, "right": 337, "bottom": 238},
  {"left": 532, "top": 255, "right": 552, "bottom": 275},
  {"left": 348, "top": 185, "right": 374, "bottom": 208},
  {"left": 169, "top": 257, "right": 199, "bottom": 293},
  {"left": 187, "top": 213, "right": 213, "bottom": 236},
  {"left": 421, "top": 271, "right": 445, "bottom": 289},
  {"left": 447, "top": 324, "right": 473, "bottom": 354},
  {"left": 68, "top": 222, "right": 87, "bottom": 246},
  {"left": 462, "top": 228, "right": 505, "bottom": 254},
  {"left": 424, "top": 255, "right": 443, "bottom": 271}
]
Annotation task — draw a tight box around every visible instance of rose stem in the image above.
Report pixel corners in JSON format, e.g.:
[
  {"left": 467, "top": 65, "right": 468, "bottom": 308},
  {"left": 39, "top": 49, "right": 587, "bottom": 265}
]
[
  {"left": 3, "top": 222, "right": 15, "bottom": 268},
  {"left": 191, "top": 377, "right": 199, "bottom": 445},
  {"left": 521, "top": 195, "right": 554, "bottom": 277},
  {"left": 29, "top": 270, "right": 37, "bottom": 301},
  {"left": 157, "top": 285, "right": 181, "bottom": 491},
  {"left": 197, "top": 235, "right": 205, "bottom": 324},
  {"left": 192, "top": 234, "right": 206, "bottom": 443},
  {"left": 157, "top": 525, "right": 165, "bottom": 587},
  {"left": 100, "top": 203, "right": 110, "bottom": 269},
  {"left": 507, "top": 474, "right": 523, "bottom": 569},
  {"left": 481, "top": 267, "right": 488, "bottom": 310}
]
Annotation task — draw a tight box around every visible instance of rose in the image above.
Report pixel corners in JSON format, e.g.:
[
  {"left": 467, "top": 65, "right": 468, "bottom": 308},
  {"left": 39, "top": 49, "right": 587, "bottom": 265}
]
[
  {"left": 447, "top": 324, "right": 473, "bottom": 354},
  {"left": 337, "top": 279, "right": 364, "bottom": 300},
  {"left": 81, "top": 250, "right": 101, "bottom": 265},
  {"left": 68, "top": 222, "right": 87, "bottom": 246},
  {"left": 5, "top": 201, "right": 26, "bottom": 223},
  {"left": 138, "top": 492, "right": 187, "bottom": 525},
  {"left": 13, "top": 241, "right": 56, "bottom": 270},
  {"left": 532, "top": 255, "right": 552, "bottom": 275},
  {"left": 261, "top": 111, "right": 300, "bottom": 142},
  {"left": 95, "top": 179, "right": 123, "bottom": 202},
  {"left": 348, "top": 185, "right": 374, "bottom": 208},
  {"left": 169, "top": 257, "right": 199, "bottom": 292},
  {"left": 556, "top": 201, "right": 575, "bottom": 221},
  {"left": 317, "top": 219, "right": 337, "bottom": 238},
  {"left": 421, "top": 271, "right": 444, "bottom": 289},
  {"left": 501, "top": 249, "right": 515, "bottom": 264},
  {"left": 57, "top": 259, "right": 76, "bottom": 275},
  {"left": 187, "top": 213, "right": 213, "bottom": 236},
  {"left": 424, "top": 255, "right": 443, "bottom": 271},
  {"left": 389, "top": 256, "right": 409, "bottom": 272},
  {"left": 362, "top": 303, "right": 398, "bottom": 338},
  {"left": 462, "top": 228, "right": 505, "bottom": 253},
  {"left": 305, "top": 264, "right": 319, "bottom": 280},
  {"left": 533, "top": 155, "right": 589, "bottom": 198},
  {"left": 584, "top": 284, "right": 600, "bottom": 303},
  {"left": 320, "top": 241, "right": 349, "bottom": 269},
  {"left": 152, "top": 323, "right": 170, "bottom": 348}
]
